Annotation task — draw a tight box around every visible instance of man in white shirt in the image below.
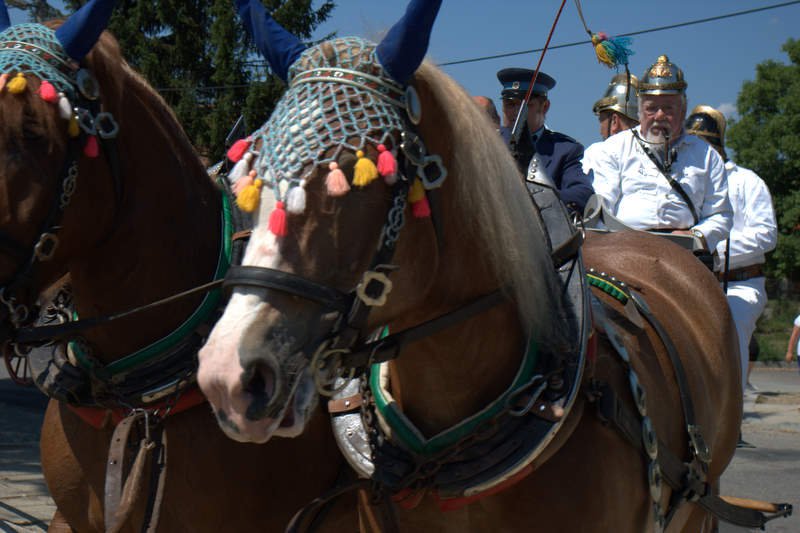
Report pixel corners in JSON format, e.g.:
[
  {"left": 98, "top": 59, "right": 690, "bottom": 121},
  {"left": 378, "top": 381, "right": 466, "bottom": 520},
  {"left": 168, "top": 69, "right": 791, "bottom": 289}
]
[
  {"left": 685, "top": 105, "right": 778, "bottom": 393},
  {"left": 586, "top": 55, "right": 732, "bottom": 253}
]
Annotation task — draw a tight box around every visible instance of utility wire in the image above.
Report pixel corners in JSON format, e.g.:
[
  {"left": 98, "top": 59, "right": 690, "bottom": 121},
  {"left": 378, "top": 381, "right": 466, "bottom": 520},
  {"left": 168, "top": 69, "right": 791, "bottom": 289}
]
[
  {"left": 153, "top": 0, "right": 800, "bottom": 93},
  {"left": 439, "top": 0, "right": 800, "bottom": 66}
]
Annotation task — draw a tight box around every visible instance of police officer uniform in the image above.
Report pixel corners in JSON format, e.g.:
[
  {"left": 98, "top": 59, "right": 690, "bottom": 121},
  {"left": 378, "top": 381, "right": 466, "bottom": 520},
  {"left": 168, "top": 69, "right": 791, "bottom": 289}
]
[
  {"left": 497, "top": 68, "right": 594, "bottom": 213},
  {"left": 586, "top": 55, "right": 732, "bottom": 252},
  {"left": 686, "top": 105, "right": 778, "bottom": 392}
]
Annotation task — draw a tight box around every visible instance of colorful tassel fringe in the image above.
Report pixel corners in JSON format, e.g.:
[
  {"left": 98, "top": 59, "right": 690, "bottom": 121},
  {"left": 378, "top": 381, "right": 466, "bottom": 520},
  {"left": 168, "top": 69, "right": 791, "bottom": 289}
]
[
  {"left": 67, "top": 116, "right": 80, "bottom": 138},
  {"left": 38, "top": 80, "right": 58, "bottom": 103},
  {"left": 353, "top": 150, "right": 379, "bottom": 187},
  {"left": 228, "top": 152, "right": 253, "bottom": 185},
  {"left": 233, "top": 170, "right": 255, "bottom": 196},
  {"left": 83, "top": 135, "right": 99, "bottom": 158},
  {"left": 236, "top": 178, "right": 263, "bottom": 213},
  {"left": 7, "top": 73, "right": 27, "bottom": 94},
  {"left": 227, "top": 137, "right": 252, "bottom": 163},
  {"left": 325, "top": 162, "right": 350, "bottom": 196},
  {"left": 0, "top": 73, "right": 8, "bottom": 93},
  {"left": 377, "top": 144, "right": 397, "bottom": 178},
  {"left": 411, "top": 196, "right": 431, "bottom": 218},
  {"left": 57, "top": 94, "right": 73, "bottom": 120},
  {"left": 408, "top": 178, "right": 425, "bottom": 203},
  {"left": 268, "top": 201, "right": 288, "bottom": 237},
  {"left": 286, "top": 181, "right": 307, "bottom": 214},
  {"left": 591, "top": 33, "right": 633, "bottom": 68}
]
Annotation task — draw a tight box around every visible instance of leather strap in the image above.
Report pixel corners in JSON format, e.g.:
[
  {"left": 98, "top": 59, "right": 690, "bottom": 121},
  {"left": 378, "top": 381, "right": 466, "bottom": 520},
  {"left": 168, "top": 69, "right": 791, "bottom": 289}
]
[
  {"left": 104, "top": 412, "right": 168, "bottom": 533},
  {"left": 632, "top": 130, "right": 699, "bottom": 226},
  {"left": 223, "top": 265, "right": 350, "bottom": 312},
  {"left": 286, "top": 479, "right": 373, "bottom": 533},
  {"left": 716, "top": 264, "right": 764, "bottom": 282}
]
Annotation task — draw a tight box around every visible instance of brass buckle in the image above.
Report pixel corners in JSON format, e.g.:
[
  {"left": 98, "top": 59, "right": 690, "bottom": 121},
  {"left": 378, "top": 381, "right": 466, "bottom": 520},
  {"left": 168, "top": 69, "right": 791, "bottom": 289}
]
[{"left": 356, "top": 270, "right": 393, "bottom": 307}]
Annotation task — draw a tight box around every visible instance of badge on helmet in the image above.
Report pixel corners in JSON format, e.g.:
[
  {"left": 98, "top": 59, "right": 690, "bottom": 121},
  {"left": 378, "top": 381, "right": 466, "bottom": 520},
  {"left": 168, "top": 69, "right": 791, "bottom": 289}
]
[{"left": 639, "top": 55, "right": 686, "bottom": 96}]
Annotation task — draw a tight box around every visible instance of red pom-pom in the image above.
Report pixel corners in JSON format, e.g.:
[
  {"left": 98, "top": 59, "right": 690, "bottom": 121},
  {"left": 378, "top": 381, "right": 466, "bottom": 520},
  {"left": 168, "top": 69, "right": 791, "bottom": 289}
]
[
  {"left": 376, "top": 144, "right": 397, "bottom": 178},
  {"left": 227, "top": 137, "right": 251, "bottom": 163},
  {"left": 268, "top": 201, "right": 288, "bottom": 236},
  {"left": 83, "top": 135, "right": 99, "bottom": 158},
  {"left": 38, "top": 80, "right": 58, "bottom": 103},
  {"left": 411, "top": 197, "right": 431, "bottom": 218}
]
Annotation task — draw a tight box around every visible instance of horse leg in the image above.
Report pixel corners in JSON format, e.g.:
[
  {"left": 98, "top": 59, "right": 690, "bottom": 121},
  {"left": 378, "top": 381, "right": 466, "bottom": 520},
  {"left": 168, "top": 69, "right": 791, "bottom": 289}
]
[{"left": 47, "top": 509, "right": 74, "bottom": 533}]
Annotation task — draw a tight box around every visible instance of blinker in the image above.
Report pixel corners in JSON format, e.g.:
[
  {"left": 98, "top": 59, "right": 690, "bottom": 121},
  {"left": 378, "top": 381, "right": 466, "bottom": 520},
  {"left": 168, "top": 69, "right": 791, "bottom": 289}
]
[{"left": 76, "top": 69, "right": 99, "bottom": 100}]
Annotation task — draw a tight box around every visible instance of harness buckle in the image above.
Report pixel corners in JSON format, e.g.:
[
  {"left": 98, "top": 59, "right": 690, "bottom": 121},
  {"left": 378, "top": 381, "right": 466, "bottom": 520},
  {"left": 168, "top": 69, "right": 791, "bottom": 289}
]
[
  {"left": 356, "top": 270, "right": 393, "bottom": 307},
  {"left": 687, "top": 424, "right": 711, "bottom": 465},
  {"left": 76, "top": 108, "right": 98, "bottom": 136},
  {"left": 311, "top": 339, "right": 356, "bottom": 397},
  {"left": 33, "top": 232, "right": 59, "bottom": 261},
  {"left": 95, "top": 112, "right": 119, "bottom": 139}
]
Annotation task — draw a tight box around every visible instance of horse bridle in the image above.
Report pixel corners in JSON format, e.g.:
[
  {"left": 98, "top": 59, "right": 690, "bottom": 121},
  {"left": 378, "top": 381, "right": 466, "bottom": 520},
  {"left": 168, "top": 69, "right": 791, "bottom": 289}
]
[{"left": 0, "top": 68, "right": 121, "bottom": 342}]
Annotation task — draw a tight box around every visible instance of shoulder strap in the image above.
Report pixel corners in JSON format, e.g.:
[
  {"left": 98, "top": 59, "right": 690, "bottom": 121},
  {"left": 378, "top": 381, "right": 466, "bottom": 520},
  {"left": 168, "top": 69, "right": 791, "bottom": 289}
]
[{"left": 632, "top": 130, "right": 699, "bottom": 226}]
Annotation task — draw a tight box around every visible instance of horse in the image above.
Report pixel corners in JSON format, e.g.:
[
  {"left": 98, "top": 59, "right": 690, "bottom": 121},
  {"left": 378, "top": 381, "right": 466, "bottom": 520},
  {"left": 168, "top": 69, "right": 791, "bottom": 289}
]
[
  {"left": 198, "top": 0, "right": 747, "bottom": 531},
  {"left": 0, "top": 2, "right": 355, "bottom": 531}
]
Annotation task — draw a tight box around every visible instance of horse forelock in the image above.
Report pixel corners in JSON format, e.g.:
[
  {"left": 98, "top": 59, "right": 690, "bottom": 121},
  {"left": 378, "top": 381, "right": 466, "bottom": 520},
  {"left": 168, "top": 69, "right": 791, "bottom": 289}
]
[{"left": 413, "top": 63, "right": 569, "bottom": 349}]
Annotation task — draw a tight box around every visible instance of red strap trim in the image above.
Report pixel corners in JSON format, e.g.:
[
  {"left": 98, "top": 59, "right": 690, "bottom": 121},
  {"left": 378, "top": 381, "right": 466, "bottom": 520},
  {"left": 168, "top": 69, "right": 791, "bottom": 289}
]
[
  {"left": 66, "top": 387, "right": 207, "bottom": 429},
  {"left": 433, "top": 464, "right": 535, "bottom": 512}
]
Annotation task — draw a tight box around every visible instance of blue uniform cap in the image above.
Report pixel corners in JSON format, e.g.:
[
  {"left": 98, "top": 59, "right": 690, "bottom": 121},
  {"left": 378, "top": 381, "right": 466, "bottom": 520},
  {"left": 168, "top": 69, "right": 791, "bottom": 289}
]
[{"left": 497, "top": 68, "right": 556, "bottom": 99}]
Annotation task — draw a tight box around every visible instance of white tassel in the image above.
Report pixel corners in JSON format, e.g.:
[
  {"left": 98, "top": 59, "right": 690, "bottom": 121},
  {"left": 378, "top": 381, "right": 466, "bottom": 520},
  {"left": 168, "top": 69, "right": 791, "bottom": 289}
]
[
  {"left": 228, "top": 152, "right": 253, "bottom": 186},
  {"left": 57, "top": 93, "right": 72, "bottom": 120},
  {"left": 286, "top": 180, "right": 307, "bottom": 214}
]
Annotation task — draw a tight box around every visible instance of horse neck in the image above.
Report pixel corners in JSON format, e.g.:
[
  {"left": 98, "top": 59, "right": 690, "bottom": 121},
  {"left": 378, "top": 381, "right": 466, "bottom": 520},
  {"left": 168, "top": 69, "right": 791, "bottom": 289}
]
[
  {"left": 68, "top": 71, "right": 221, "bottom": 360},
  {"left": 385, "top": 178, "right": 527, "bottom": 437}
]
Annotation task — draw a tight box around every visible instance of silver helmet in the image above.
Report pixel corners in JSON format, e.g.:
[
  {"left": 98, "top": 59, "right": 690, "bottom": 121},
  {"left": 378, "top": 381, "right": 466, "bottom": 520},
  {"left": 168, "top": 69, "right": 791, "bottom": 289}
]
[
  {"left": 639, "top": 55, "right": 686, "bottom": 96},
  {"left": 592, "top": 73, "right": 639, "bottom": 122}
]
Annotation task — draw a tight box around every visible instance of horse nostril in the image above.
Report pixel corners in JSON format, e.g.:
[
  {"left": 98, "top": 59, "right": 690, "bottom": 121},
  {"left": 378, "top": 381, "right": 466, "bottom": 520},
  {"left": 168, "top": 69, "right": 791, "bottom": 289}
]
[{"left": 242, "top": 362, "right": 277, "bottom": 421}]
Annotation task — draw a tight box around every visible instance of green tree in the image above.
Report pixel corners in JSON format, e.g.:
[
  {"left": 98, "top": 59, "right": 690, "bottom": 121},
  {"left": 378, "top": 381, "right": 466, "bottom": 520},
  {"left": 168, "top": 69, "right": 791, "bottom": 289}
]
[
  {"left": 728, "top": 38, "right": 800, "bottom": 281},
  {"left": 54, "top": 0, "right": 334, "bottom": 161},
  {"left": 7, "top": 0, "right": 62, "bottom": 22}
]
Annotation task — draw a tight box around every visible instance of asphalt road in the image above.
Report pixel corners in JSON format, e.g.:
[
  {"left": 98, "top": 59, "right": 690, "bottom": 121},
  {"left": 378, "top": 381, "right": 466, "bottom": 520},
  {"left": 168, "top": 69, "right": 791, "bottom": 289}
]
[{"left": 0, "top": 365, "right": 797, "bottom": 532}]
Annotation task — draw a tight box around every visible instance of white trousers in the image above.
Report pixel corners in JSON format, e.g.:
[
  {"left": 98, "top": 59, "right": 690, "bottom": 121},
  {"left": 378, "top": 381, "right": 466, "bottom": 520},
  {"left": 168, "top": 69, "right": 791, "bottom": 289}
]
[{"left": 722, "top": 277, "right": 767, "bottom": 393}]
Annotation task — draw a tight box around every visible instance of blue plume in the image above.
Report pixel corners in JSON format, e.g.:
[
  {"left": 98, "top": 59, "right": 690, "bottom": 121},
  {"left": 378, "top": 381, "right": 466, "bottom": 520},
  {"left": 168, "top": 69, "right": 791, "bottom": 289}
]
[
  {"left": 235, "top": 0, "right": 306, "bottom": 82},
  {"left": 376, "top": 0, "right": 443, "bottom": 85},
  {"left": 55, "top": 0, "right": 118, "bottom": 61}
]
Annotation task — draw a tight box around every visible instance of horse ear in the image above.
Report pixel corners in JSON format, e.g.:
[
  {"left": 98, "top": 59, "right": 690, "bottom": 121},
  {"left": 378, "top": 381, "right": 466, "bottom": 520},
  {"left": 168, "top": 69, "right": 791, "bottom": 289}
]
[
  {"left": 376, "top": 0, "right": 443, "bottom": 85},
  {"left": 0, "top": 0, "right": 11, "bottom": 32},
  {"left": 55, "top": 0, "right": 117, "bottom": 61},
  {"left": 235, "top": 0, "right": 306, "bottom": 82}
]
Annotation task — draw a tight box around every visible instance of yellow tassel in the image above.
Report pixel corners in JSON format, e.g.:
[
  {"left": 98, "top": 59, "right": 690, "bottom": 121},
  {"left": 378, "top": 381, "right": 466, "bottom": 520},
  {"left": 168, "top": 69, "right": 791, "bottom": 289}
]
[
  {"left": 7, "top": 73, "right": 27, "bottom": 94},
  {"left": 67, "top": 115, "right": 81, "bottom": 139},
  {"left": 594, "top": 43, "right": 613, "bottom": 67},
  {"left": 67, "top": 115, "right": 80, "bottom": 137},
  {"left": 408, "top": 178, "right": 425, "bottom": 203},
  {"left": 236, "top": 179, "right": 263, "bottom": 213},
  {"left": 352, "top": 150, "right": 379, "bottom": 187}
]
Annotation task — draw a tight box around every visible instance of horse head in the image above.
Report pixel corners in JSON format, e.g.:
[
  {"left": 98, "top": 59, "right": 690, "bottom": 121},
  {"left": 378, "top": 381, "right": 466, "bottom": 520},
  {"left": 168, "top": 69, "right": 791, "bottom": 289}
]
[
  {"left": 0, "top": 0, "right": 120, "bottom": 340},
  {"left": 199, "top": 0, "right": 563, "bottom": 445}
]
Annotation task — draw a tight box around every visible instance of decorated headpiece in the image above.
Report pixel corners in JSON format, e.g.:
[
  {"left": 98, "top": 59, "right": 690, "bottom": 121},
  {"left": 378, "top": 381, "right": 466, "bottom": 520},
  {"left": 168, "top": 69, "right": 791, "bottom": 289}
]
[
  {"left": 592, "top": 73, "right": 639, "bottom": 122},
  {"left": 639, "top": 55, "right": 686, "bottom": 96},
  {"left": 0, "top": 0, "right": 119, "bottom": 157},
  {"left": 0, "top": 1, "right": 10, "bottom": 33},
  {"left": 228, "top": 0, "right": 445, "bottom": 236},
  {"left": 685, "top": 105, "right": 726, "bottom": 159}
]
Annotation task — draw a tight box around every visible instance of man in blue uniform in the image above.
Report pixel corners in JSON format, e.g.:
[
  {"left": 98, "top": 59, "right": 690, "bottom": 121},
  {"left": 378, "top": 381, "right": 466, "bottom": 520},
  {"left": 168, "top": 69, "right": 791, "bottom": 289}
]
[{"left": 497, "top": 67, "right": 594, "bottom": 212}]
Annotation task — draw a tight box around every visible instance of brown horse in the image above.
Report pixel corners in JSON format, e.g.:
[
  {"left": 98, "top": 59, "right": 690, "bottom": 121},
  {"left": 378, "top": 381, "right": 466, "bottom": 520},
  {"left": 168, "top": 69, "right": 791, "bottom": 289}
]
[
  {"left": 0, "top": 9, "right": 354, "bottom": 533},
  {"left": 197, "top": 2, "right": 743, "bottom": 531}
]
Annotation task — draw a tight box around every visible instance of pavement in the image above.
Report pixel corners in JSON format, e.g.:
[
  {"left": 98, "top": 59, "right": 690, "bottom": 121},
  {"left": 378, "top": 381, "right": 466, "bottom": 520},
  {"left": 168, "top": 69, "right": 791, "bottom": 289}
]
[{"left": 0, "top": 365, "right": 798, "bottom": 532}]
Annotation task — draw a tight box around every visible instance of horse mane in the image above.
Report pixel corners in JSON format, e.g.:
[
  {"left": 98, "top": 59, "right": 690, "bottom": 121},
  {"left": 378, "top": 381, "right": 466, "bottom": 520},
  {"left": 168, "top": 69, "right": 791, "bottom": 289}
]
[
  {"left": 414, "top": 62, "right": 570, "bottom": 350},
  {"left": 83, "top": 30, "right": 210, "bottom": 183}
]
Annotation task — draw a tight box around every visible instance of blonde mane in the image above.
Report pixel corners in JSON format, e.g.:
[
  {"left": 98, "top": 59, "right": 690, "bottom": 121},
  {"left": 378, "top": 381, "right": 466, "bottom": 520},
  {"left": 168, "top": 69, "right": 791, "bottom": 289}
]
[{"left": 415, "top": 62, "right": 569, "bottom": 349}]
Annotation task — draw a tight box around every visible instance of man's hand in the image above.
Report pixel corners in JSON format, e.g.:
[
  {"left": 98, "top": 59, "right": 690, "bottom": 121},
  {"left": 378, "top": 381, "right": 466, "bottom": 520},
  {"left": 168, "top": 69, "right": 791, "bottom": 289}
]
[{"left": 786, "top": 351, "right": 795, "bottom": 363}]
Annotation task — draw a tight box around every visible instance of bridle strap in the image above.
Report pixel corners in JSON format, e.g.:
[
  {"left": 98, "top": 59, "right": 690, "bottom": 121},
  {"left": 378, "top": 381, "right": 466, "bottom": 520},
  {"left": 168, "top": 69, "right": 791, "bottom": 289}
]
[
  {"left": 223, "top": 265, "right": 351, "bottom": 313},
  {"left": 341, "top": 289, "right": 506, "bottom": 371}
]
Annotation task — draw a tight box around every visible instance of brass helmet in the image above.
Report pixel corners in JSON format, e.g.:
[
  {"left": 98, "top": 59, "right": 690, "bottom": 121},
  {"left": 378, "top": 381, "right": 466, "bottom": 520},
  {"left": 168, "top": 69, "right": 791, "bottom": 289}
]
[
  {"left": 639, "top": 55, "right": 687, "bottom": 96},
  {"left": 592, "top": 73, "right": 639, "bottom": 122},
  {"left": 685, "top": 105, "right": 727, "bottom": 159}
]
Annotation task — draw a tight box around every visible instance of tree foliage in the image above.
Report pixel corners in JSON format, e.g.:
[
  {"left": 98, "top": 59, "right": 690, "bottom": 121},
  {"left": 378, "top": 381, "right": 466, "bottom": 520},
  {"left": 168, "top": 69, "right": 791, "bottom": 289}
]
[
  {"left": 728, "top": 38, "right": 800, "bottom": 280},
  {"left": 39, "top": 1, "right": 334, "bottom": 161}
]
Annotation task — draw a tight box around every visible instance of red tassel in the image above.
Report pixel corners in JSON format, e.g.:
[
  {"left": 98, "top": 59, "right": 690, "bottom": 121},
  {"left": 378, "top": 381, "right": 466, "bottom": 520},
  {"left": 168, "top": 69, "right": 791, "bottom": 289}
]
[
  {"left": 268, "top": 201, "right": 288, "bottom": 237},
  {"left": 227, "top": 137, "right": 251, "bottom": 163},
  {"left": 83, "top": 135, "right": 99, "bottom": 158},
  {"left": 377, "top": 144, "right": 397, "bottom": 178},
  {"left": 411, "top": 196, "right": 431, "bottom": 218},
  {"left": 38, "top": 80, "right": 59, "bottom": 103}
]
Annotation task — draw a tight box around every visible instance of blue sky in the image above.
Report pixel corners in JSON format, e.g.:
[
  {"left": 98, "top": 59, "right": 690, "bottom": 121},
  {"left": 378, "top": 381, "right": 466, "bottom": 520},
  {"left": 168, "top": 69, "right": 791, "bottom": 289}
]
[
  {"left": 8, "top": 1, "right": 800, "bottom": 148},
  {"left": 311, "top": 0, "right": 800, "bottom": 148}
]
